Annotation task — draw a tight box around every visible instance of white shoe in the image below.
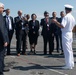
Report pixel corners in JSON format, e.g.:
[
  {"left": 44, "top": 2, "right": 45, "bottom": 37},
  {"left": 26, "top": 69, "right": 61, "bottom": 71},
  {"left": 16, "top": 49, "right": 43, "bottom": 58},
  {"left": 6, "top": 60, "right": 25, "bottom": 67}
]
[
  {"left": 72, "top": 64, "right": 74, "bottom": 68},
  {"left": 62, "top": 66, "right": 73, "bottom": 70},
  {"left": 72, "top": 65, "right": 74, "bottom": 68}
]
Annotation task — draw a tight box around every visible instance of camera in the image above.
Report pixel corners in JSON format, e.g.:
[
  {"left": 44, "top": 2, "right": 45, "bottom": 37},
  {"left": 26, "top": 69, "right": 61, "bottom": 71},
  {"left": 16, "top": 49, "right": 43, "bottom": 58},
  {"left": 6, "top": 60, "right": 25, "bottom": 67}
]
[{"left": 3, "top": 9, "right": 6, "bottom": 12}]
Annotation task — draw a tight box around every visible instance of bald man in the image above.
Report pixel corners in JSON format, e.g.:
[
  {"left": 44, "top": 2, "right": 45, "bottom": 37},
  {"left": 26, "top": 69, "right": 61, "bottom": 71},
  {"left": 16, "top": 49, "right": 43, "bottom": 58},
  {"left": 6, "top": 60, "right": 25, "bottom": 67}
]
[{"left": 14, "top": 10, "right": 27, "bottom": 56}]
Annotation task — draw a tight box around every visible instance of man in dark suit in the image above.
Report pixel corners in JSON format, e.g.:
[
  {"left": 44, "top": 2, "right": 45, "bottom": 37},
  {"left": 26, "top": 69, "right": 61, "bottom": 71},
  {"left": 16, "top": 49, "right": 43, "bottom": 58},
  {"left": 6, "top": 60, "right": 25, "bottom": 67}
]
[
  {"left": 0, "top": 2, "right": 8, "bottom": 75},
  {"left": 40, "top": 11, "right": 55, "bottom": 55},
  {"left": 14, "top": 10, "right": 27, "bottom": 56},
  {"left": 4, "top": 9, "right": 14, "bottom": 55},
  {"left": 51, "top": 12, "right": 59, "bottom": 53},
  {"left": 58, "top": 11, "right": 65, "bottom": 54}
]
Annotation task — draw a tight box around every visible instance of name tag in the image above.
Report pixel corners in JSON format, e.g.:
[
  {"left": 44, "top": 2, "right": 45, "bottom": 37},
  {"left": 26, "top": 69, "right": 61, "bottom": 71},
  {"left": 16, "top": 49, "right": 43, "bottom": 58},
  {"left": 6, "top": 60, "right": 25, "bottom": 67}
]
[
  {"left": 47, "top": 24, "right": 49, "bottom": 27},
  {"left": 22, "top": 22, "right": 24, "bottom": 25},
  {"left": 32, "top": 26, "right": 34, "bottom": 29}
]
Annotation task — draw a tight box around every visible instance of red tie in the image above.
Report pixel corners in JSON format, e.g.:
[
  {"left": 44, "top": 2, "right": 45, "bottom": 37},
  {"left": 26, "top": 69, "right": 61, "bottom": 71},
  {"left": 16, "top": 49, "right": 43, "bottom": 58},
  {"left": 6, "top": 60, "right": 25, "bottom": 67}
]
[
  {"left": 46, "top": 19, "right": 49, "bottom": 30},
  {"left": 46, "top": 19, "right": 48, "bottom": 24}
]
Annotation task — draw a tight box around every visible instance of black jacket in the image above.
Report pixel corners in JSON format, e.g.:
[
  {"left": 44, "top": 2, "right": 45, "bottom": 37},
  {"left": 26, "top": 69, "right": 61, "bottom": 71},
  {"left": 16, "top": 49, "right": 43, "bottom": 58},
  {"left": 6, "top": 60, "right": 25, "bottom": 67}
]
[
  {"left": 28, "top": 20, "right": 39, "bottom": 37},
  {"left": 40, "top": 18, "right": 55, "bottom": 36},
  {"left": 4, "top": 15, "right": 14, "bottom": 31},
  {"left": 0, "top": 14, "right": 9, "bottom": 48},
  {"left": 14, "top": 16, "right": 28, "bottom": 32},
  {"left": 58, "top": 17, "right": 63, "bottom": 34},
  {"left": 50, "top": 17, "right": 59, "bottom": 35}
]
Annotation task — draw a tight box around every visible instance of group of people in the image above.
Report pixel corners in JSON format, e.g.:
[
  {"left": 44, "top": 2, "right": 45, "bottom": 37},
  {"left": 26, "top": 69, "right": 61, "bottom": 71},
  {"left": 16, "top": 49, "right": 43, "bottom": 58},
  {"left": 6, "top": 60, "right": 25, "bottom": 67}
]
[
  {"left": 3, "top": 9, "right": 65, "bottom": 56},
  {"left": 4, "top": 9, "right": 39, "bottom": 56},
  {"left": 41, "top": 11, "right": 64, "bottom": 55},
  {"left": 0, "top": 2, "right": 75, "bottom": 75}
]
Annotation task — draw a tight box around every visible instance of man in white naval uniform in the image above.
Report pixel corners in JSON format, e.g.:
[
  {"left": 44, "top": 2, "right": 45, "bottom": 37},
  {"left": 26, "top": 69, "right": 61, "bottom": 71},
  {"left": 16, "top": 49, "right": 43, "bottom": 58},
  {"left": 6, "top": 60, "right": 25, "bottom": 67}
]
[{"left": 52, "top": 4, "right": 75, "bottom": 69}]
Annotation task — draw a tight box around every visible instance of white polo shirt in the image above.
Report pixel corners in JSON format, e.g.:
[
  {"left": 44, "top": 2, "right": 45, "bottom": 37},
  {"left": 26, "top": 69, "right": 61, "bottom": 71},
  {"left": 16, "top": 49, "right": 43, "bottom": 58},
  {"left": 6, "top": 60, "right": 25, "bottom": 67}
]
[{"left": 61, "top": 13, "right": 75, "bottom": 33}]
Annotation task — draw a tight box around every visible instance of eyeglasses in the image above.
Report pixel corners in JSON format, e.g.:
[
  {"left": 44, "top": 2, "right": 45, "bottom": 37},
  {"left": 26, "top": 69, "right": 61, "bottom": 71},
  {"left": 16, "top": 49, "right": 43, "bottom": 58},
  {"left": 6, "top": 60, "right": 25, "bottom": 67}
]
[{"left": 45, "top": 15, "right": 49, "bottom": 17}]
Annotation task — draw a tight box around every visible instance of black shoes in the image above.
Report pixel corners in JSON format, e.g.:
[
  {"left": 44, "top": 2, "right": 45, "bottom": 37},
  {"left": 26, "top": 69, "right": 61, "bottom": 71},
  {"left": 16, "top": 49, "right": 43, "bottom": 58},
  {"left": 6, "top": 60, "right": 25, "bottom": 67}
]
[
  {"left": 34, "top": 50, "right": 36, "bottom": 54},
  {"left": 57, "top": 50, "right": 60, "bottom": 53},
  {"left": 0, "top": 74, "right": 4, "bottom": 75},
  {"left": 28, "top": 50, "right": 36, "bottom": 55},
  {"left": 3, "top": 67, "right": 10, "bottom": 72},
  {"left": 22, "top": 52, "right": 27, "bottom": 55},
  {"left": 60, "top": 52, "right": 64, "bottom": 55},
  {"left": 7, "top": 53, "right": 11, "bottom": 55},
  {"left": 28, "top": 50, "right": 33, "bottom": 55}
]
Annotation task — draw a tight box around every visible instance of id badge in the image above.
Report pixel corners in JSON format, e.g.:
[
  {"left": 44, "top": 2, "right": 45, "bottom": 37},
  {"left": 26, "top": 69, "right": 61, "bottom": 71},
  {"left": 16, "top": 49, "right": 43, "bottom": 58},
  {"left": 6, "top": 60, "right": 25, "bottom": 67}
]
[
  {"left": 21, "top": 22, "right": 23, "bottom": 25},
  {"left": 32, "top": 26, "right": 34, "bottom": 29},
  {"left": 47, "top": 24, "right": 49, "bottom": 27}
]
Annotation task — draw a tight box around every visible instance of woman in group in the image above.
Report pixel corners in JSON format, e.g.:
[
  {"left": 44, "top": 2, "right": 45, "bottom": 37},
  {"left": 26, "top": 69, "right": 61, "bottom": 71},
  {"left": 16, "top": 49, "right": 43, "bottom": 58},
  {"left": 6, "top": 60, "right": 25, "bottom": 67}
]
[{"left": 28, "top": 14, "right": 39, "bottom": 54}]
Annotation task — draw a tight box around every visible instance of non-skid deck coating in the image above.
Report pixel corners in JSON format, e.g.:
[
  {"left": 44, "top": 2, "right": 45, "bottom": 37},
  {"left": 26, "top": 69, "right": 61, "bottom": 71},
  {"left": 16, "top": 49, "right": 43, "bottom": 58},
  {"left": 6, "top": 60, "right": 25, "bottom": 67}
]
[{"left": 4, "top": 34, "right": 76, "bottom": 75}]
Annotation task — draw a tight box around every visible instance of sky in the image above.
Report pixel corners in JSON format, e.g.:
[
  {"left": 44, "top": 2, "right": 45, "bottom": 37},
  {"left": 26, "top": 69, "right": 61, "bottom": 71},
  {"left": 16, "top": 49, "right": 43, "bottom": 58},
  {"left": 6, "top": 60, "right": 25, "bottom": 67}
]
[{"left": 0, "top": 0, "right": 76, "bottom": 21}]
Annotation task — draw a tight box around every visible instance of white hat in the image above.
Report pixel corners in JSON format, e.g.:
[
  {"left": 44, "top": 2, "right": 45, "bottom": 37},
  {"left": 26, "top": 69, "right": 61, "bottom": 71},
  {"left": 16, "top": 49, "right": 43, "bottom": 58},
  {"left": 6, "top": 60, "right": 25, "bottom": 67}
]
[
  {"left": 0, "top": 2, "right": 4, "bottom": 8},
  {"left": 64, "top": 4, "right": 73, "bottom": 9}
]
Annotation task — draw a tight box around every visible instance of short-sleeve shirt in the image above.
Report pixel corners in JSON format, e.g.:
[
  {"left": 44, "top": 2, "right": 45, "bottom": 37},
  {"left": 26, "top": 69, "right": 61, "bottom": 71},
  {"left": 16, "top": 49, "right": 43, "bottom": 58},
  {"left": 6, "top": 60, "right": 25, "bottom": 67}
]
[{"left": 61, "top": 13, "right": 75, "bottom": 33}]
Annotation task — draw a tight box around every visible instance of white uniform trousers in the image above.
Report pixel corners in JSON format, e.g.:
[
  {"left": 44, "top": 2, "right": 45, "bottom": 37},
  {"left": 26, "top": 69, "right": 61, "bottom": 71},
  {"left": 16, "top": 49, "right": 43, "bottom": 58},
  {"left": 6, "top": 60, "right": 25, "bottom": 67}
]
[{"left": 62, "top": 32, "right": 74, "bottom": 67}]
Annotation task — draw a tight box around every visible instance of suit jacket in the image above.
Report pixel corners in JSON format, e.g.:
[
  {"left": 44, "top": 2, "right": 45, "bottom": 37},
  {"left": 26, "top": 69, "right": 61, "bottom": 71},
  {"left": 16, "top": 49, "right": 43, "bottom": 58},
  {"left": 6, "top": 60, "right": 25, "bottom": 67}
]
[
  {"left": 40, "top": 18, "right": 55, "bottom": 36},
  {"left": 50, "top": 17, "right": 59, "bottom": 35},
  {"left": 0, "top": 14, "right": 9, "bottom": 49},
  {"left": 14, "top": 16, "right": 28, "bottom": 40},
  {"left": 4, "top": 15, "right": 14, "bottom": 32},
  {"left": 58, "top": 17, "right": 63, "bottom": 34},
  {"left": 14, "top": 16, "right": 28, "bottom": 32},
  {"left": 14, "top": 16, "right": 22, "bottom": 31},
  {"left": 28, "top": 20, "right": 39, "bottom": 37}
]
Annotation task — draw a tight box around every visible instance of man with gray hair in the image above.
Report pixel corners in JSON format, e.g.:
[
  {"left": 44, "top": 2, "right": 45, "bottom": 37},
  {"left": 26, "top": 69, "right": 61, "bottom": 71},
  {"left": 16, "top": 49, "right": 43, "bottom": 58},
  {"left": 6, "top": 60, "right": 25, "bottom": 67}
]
[
  {"left": 14, "top": 10, "right": 27, "bottom": 56},
  {"left": 0, "top": 2, "right": 8, "bottom": 75},
  {"left": 4, "top": 8, "right": 14, "bottom": 55}
]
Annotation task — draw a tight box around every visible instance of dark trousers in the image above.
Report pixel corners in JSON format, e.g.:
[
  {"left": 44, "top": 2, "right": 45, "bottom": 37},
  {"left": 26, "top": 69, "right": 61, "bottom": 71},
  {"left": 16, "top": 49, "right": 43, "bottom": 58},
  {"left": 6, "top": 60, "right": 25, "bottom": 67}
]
[
  {"left": 16, "top": 30, "right": 26, "bottom": 54},
  {"left": 26, "top": 34, "right": 28, "bottom": 47},
  {"left": 54, "top": 34, "right": 59, "bottom": 51},
  {"left": 58, "top": 33, "right": 63, "bottom": 51},
  {"left": 7, "top": 30, "right": 14, "bottom": 55},
  {"left": 0, "top": 48, "right": 5, "bottom": 74},
  {"left": 43, "top": 35, "right": 54, "bottom": 54}
]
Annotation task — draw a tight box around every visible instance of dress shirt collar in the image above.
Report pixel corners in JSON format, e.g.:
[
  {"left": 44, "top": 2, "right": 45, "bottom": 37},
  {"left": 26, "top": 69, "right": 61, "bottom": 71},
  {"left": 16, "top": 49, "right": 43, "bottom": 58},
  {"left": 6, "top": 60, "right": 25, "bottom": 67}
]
[{"left": 6, "top": 15, "right": 10, "bottom": 17}]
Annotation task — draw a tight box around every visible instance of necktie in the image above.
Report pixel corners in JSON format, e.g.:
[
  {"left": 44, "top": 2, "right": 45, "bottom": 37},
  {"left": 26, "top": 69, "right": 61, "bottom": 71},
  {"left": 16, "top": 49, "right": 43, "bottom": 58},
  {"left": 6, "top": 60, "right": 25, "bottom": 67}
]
[
  {"left": 46, "top": 19, "right": 49, "bottom": 24},
  {"left": 46, "top": 19, "right": 49, "bottom": 30},
  {"left": 6, "top": 16, "right": 12, "bottom": 30},
  {"left": 6, "top": 16, "right": 9, "bottom": 29}
]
